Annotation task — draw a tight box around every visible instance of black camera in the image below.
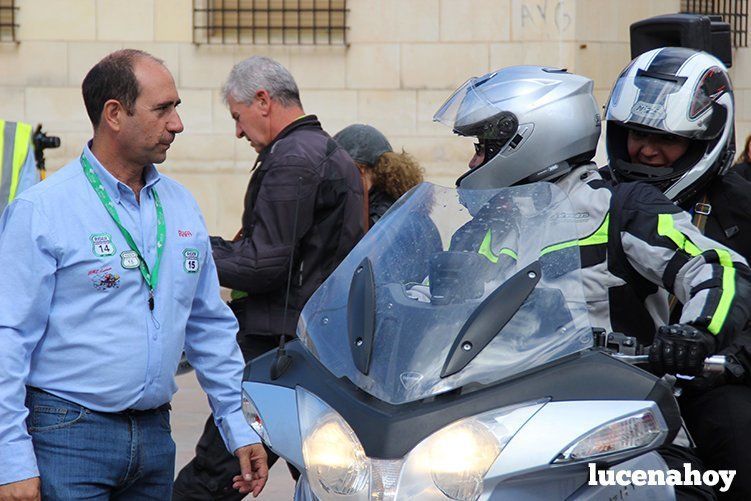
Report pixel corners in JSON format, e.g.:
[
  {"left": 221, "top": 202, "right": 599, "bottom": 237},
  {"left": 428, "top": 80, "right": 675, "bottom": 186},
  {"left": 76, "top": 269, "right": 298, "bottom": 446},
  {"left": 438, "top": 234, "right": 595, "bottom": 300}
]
[
  {"left": 32, "top": 124, "right": 60, "bottom": 171},
  {"left": 33, "top": 128, "right": 60, "bottom": 151}
]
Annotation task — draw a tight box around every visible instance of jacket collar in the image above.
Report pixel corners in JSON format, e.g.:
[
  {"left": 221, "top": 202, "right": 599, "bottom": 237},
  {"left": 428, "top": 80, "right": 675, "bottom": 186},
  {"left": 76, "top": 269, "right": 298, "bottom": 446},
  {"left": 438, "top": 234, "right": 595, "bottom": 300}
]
[{"left": 253, "top": 115, "right": 321, "bottom": 169}]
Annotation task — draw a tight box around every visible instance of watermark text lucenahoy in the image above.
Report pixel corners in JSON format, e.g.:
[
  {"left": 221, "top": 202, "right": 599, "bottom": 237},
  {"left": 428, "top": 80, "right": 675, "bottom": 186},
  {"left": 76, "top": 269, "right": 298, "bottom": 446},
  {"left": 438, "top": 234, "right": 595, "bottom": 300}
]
[{"left": 588, "top": 463, "right": 735, "bottom": 493}]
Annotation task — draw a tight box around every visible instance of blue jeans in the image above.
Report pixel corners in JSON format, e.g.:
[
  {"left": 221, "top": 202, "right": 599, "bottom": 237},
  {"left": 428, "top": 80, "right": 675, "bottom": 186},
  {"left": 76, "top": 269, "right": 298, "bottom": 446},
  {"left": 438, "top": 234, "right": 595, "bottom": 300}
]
[{"left": 25, "top": 388, "right": 176, "bottom": 500}]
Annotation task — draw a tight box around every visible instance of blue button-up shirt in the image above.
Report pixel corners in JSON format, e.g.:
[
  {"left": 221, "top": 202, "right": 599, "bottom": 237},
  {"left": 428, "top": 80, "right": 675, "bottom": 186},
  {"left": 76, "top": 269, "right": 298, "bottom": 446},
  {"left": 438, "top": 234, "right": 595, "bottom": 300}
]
[{"left": 0, "top": 144, "right": 258, "bottom": 485}]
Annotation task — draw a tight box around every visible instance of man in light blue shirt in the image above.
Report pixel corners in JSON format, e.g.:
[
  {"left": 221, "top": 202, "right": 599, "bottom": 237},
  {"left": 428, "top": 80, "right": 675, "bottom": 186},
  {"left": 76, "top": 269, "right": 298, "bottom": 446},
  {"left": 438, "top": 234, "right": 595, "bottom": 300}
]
[{"left": 0, "top": 49, "right": 268, "bottom": 500}]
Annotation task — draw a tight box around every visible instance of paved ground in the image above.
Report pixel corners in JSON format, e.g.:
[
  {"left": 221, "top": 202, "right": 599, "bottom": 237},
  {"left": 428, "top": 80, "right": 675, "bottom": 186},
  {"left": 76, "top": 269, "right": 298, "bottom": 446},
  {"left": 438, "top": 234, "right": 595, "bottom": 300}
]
[{"left": 172, "top": 371, "right": 296, "bottom": 500}]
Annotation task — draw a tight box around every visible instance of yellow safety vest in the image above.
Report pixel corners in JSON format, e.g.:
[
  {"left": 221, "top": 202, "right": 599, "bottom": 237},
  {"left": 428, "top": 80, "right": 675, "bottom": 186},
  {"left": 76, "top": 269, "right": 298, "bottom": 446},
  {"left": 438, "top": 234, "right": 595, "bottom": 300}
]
[{"left": 0, "top": 120, "right": 33, "bottom": 213}]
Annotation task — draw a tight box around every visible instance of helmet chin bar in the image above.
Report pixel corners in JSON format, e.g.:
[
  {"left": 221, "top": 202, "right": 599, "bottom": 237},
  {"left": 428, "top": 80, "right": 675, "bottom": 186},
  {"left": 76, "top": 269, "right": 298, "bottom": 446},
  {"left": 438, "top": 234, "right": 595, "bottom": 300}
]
[
  {"left": 477, "top": 138, "right": 509, "bottom": 169},
  {"left": 610, "top": 159, "right": 673, "bottom": 180}
]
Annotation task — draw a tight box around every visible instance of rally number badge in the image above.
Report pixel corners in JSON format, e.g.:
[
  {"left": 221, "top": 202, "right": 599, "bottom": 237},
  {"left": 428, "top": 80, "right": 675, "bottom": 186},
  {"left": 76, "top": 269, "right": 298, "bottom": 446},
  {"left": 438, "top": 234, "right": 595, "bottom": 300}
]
[
  {"left": 90, "top": 233, "right": 116, "bottom": 257},
  {"left": 120, "top": 250, "right": 140, "bottom": 269},
  {"left": 183, "top": 248, "right": 200, "bottom": 273}
]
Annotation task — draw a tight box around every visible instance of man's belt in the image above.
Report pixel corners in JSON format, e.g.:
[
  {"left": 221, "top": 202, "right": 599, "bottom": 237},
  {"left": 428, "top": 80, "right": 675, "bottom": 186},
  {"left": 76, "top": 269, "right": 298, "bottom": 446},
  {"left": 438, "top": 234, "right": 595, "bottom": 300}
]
[
  {"left": 27, "top": 386, "right": 171, "bottom": 415},
  {"left": 119, "top": 403, "right": 172, "bottom": 415}
]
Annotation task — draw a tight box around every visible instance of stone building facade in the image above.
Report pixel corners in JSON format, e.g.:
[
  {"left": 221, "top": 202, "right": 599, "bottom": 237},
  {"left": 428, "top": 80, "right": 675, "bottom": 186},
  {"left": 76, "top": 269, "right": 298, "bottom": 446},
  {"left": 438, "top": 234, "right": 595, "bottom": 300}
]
[{"left": 1, "top": 0, "right": 749, "bottom": 235}]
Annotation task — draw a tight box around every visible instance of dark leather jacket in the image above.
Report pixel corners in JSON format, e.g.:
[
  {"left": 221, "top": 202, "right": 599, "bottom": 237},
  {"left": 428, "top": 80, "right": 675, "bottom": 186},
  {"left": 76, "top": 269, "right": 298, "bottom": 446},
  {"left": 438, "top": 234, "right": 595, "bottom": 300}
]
[{"left": 211, "top": 115, "right": 365, "bottom": 337}]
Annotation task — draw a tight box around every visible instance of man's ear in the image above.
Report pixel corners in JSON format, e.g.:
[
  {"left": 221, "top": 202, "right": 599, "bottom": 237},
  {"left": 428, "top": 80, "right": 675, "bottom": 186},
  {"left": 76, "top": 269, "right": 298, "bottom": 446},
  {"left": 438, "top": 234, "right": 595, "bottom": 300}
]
[
  {"left": 255, "top": 90, "right": 271, "bottom": 116},
  {"left": 101, "top": 99, "right": 125, "bottom": 132}
]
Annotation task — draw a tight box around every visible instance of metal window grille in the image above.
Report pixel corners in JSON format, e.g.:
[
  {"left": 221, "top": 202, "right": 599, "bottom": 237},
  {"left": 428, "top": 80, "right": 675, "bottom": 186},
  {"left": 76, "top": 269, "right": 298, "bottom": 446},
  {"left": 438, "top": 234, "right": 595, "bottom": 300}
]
[
  {"left": 193, "top": 0, "right": 348, "bottom": 45},
  {"left": 681, "top": 0, "right": 749, "bottom": 47},
  {"left": 0, "top": 0, "right": 17, "bottom": 43}
]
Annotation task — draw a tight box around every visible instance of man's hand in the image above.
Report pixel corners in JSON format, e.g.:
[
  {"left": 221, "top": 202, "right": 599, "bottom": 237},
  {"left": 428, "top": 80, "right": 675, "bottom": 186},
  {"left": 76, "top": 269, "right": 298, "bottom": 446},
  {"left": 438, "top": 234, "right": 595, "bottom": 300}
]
[
  {"left": 0, "top": 477, "right": 41, "bottom": 501},
  {"left": 649, "top": 324, "right": 716, "bottom": 376},
  {"left": 232, "top": 444, "right": 269, "bottom": 497}
]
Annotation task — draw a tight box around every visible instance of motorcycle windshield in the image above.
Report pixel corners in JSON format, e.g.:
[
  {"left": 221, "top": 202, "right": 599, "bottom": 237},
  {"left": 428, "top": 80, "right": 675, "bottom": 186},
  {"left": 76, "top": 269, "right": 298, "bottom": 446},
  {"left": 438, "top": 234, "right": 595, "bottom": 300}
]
[{"left": 298, "top": 182, "right": 592, "bottom": 405}]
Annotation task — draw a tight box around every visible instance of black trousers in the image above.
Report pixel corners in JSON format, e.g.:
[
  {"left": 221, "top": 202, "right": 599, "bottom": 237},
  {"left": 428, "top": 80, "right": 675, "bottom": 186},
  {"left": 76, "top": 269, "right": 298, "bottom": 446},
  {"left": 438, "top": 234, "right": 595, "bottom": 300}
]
[
  {"left": 680, "top": 384, "right": 751, "bottom": 500},
  {"left": 173, "top": 335, "right": 299, "bottom": 501}
]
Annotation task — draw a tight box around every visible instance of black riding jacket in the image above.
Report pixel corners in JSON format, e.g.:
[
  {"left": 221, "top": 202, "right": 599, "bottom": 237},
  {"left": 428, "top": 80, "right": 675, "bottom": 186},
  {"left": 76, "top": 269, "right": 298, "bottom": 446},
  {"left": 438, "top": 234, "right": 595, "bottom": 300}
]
[{"left": 211, "top": 115, "right": 365, "bottom": 337}]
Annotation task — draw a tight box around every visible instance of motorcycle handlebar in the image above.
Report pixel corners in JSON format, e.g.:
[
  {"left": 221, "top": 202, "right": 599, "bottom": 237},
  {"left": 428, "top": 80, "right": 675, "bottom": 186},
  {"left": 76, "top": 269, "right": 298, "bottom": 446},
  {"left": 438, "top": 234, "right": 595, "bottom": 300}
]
[{"left": 611, "top": 353, "right": 727, "bottom": 376}]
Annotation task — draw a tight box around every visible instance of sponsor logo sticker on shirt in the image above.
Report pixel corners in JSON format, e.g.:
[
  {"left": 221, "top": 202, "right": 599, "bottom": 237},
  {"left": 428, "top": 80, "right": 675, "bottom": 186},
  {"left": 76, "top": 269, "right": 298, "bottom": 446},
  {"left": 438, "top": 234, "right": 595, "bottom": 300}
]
[
  {"left": 120, "top": 250, "right": 140, "bottom": 269},
  {"left": 89, "top": 266, "right": 121, "bottom": 291},
  {"left": 90, "top": 233, "right": 116, "bottom": 257},
  {"left": 183, "top": 248, "right": 200, "bottom": 273}
]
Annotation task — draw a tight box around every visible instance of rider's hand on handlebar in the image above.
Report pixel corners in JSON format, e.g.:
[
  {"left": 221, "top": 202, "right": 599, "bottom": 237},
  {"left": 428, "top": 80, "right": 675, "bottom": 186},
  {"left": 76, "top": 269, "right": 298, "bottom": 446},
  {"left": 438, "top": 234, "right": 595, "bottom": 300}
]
[{"left": 649, "top": 324, "right": 716, "bottom": 377}]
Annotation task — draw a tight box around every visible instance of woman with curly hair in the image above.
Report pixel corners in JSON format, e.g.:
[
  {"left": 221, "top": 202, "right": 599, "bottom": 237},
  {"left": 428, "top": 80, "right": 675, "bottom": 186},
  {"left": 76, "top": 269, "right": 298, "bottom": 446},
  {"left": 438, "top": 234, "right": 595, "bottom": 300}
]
[{"left": 334, "top": 124, "right": 424, "bottom": 229}]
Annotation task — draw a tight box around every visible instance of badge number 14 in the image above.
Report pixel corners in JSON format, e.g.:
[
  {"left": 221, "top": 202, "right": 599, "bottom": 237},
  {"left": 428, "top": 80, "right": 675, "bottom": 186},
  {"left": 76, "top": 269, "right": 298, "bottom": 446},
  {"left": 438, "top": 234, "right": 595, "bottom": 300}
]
[{"left": 91, "top": 234, "right": 116, "bottom": 257}]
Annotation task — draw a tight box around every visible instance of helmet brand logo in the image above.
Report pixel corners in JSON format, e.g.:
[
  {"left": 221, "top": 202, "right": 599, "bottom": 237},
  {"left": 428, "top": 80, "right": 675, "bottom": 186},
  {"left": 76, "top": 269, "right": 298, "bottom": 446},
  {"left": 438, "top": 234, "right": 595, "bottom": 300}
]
[
  {"left": 399, "top": 372, "right": 424, "bottom": 390},
  {"left": 631, "top": 102, "right": 666, "bottom": 120}
]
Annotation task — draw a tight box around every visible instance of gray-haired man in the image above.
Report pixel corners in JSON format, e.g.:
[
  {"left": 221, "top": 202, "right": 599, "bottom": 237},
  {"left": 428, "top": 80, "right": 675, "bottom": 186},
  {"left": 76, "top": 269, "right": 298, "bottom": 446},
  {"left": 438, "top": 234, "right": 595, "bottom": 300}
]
[{"left": 173, "top": 56, "right": 364, "bottom": 500}]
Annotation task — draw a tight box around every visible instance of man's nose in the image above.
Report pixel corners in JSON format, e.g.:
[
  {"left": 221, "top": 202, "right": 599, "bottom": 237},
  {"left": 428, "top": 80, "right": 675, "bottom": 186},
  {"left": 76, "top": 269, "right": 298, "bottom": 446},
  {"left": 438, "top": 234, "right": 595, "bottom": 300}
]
[
  {"left": 469, "top": 152, "right": 484, "bottom": 169},
  {"left": 235, "top": 122, "right": 244, "bottom": 139},
  {"left": 168, "top": 110, "right": 184, "bottom": 134},
  {"left": 639, "top": 140, "right": 660, "bottom": 157}
]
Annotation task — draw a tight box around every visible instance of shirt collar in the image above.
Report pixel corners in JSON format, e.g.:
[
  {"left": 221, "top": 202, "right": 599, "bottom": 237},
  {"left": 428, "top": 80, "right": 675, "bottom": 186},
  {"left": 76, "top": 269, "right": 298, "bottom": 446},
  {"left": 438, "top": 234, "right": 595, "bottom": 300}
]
[{"left": 82, "top": 141, "right": 161, "bottom": 203}]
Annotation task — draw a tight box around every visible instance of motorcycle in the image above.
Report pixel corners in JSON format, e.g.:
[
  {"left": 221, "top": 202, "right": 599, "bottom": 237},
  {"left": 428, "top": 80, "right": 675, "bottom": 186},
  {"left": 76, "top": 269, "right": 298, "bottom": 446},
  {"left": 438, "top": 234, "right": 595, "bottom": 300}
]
[{"left": 240, "top": 182, "right": 716, "bottom": 500}]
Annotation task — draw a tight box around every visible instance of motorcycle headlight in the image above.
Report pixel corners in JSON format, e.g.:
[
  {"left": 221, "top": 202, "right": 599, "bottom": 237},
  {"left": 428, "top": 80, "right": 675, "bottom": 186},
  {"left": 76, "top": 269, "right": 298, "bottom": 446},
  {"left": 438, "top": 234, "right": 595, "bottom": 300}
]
[
  {"left": 401, "top": 399, "right": 547, "bottom": 501},
  {"left": 428, "top": 420, "right": 501, "bottom": 500},
  {"left": 297, "top": 387, "right": 369, "bottom": 499},
  {"left": 241, "top": 390, "right": 270, "bottom": 445},
  {"left": 555, "top": 410, "right": 666, "bottom": 463}
]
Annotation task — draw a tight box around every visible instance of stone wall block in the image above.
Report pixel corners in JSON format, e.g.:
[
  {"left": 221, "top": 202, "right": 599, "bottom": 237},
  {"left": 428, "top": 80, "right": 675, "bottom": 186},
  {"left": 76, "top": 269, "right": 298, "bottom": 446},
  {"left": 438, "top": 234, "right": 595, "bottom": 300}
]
[
  {"left": 96, "top": 0, "right": 155, "bottom": 42},
  {"left": 17, "top": 0, "right": 96, "bottom": 41},
  {"left": 401, "top": 43, "right": 489, "bottom": 90}
]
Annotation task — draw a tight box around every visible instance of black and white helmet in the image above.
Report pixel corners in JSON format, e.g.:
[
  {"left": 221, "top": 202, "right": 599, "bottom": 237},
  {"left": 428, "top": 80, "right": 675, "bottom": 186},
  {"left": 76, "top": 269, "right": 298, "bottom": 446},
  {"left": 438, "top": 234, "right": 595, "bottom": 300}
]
[
  {"left": 605, "top": 47, "right": 734, "bottom": 204},
  {"left": 434, "top": 66, "right": 601, "bottom": 189}
]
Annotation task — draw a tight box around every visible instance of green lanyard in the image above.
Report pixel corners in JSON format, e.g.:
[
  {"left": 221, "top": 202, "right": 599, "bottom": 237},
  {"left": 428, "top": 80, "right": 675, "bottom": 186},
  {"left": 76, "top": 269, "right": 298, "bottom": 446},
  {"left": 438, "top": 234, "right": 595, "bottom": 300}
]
[{"left": 81, "top": 155, "right": 166, "bottom": 310}]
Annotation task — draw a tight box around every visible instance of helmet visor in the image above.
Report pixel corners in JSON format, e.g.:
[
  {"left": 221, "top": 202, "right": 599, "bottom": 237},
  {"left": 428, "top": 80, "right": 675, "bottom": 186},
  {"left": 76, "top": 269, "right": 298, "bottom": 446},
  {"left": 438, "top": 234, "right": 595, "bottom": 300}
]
[
  {"left": 433, "top": 74, "right": 518, "bottom": 141},
  {"left": 606, "top": 68, "right": 729, "bottom": 140}
]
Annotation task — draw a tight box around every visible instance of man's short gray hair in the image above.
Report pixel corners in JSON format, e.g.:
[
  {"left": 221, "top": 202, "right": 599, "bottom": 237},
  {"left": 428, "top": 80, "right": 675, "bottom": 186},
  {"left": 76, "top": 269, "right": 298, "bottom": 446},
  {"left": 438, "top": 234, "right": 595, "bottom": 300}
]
[{"left": 222, "top": 56, "right": 302, "bottom": 108}]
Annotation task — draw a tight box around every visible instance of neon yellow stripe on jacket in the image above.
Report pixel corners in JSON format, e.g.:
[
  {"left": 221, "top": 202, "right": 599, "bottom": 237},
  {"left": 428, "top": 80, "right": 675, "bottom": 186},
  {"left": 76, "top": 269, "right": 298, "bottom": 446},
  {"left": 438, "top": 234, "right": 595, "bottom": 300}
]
[
  {"left": 478, "top": 228, "right": 518, "bottom": 263},
  {"left": 541, "top": 213, "right": 610, "bottom": 256},
  {"left": 657, "top": 213, "right": 735, "bottom": 335},
  {"left": 657, "top": 213, "right": 702, "bottom": 257}
]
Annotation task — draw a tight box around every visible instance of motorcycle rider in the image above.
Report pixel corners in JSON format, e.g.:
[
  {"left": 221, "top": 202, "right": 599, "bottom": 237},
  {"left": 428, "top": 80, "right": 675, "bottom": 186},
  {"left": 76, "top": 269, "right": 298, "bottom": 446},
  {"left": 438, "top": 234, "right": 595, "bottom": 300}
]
[
  {"left": 434, "top": 66, "right": 751, "bottom": 499},
  {"left": 604, "top": 47, "right": 751, "bottom": 499}
]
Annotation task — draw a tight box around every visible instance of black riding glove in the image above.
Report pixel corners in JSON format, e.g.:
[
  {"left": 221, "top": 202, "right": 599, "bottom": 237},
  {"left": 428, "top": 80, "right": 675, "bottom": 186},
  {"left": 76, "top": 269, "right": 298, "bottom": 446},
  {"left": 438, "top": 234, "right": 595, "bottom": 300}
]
[{"left": 649, "top": 324, "right": 717, "bottom": 377}]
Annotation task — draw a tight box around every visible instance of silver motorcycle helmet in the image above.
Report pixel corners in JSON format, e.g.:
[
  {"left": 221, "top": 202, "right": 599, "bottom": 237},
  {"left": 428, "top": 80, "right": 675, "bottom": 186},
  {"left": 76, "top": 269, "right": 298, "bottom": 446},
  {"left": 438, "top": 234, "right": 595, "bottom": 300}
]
[
  {"left": 604, "top": 47, "right": 735, "bottom": 205},
  {"left": 433, "top": 66, "right": 601, "bottom": 189}
]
